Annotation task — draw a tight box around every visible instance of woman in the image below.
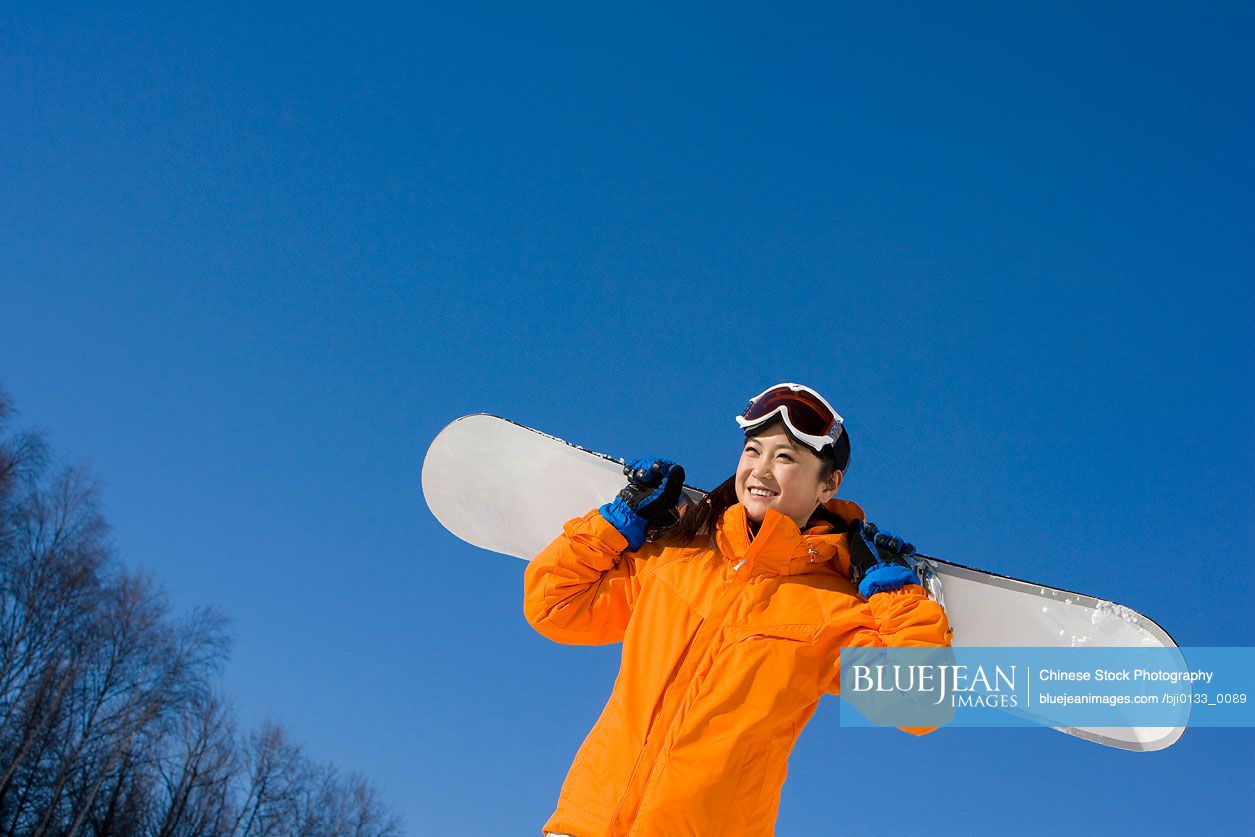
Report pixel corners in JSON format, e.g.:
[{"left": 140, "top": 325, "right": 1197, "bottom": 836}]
[{"left": 524, "top": 383, "right": 952, "bottom": 836}]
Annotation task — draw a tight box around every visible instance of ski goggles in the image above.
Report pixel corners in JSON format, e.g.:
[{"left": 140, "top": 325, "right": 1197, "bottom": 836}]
[{"left": 735, "top": 383, "right": 844, "bottom": 452}]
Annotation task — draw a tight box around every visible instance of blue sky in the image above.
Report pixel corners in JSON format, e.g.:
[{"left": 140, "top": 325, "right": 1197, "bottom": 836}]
[{"left": 3, "top": 3, "right": 1252, "bottom": 834}]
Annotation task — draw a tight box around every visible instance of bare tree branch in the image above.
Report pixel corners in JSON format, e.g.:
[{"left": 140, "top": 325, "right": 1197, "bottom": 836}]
[{"left": 0, "top": 386, "right": 405, "bottom": 835}]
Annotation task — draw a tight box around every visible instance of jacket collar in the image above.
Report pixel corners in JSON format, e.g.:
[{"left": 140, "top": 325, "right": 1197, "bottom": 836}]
[{"left": 714, "top": 498, "right": 866, "bottom": 577}]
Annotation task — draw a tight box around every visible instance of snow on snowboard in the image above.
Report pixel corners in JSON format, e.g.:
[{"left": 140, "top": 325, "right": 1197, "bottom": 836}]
[{"left": 421, "top": 414, "right": 1185, "bottom": 752}]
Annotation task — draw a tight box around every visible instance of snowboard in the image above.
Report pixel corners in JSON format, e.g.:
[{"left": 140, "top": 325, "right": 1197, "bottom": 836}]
[{"left": 421, "top": 414, "right": 1185, "bottom": 751}]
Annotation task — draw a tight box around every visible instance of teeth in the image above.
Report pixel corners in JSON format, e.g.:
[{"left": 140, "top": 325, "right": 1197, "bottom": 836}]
[{"left": 749, "top": 487, "right": 776, "bottom": 497}]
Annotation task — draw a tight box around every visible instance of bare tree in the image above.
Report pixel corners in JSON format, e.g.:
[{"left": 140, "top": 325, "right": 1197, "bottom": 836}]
[
  {"left": 154, "top": 693, "right": 237, "bottom": 837},
  {"left": 0, "top": 389, "right": 405, "bottom": 836}
]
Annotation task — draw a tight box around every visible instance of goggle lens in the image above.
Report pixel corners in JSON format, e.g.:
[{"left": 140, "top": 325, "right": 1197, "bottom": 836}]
[{"left": 743, "top": 386, "right": 837, "bottom": 438}]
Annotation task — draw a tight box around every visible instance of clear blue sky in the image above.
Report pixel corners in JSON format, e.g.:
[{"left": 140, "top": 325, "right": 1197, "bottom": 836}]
[{"left": 3, "top": 3, "right": 1252, "bottom": 834}]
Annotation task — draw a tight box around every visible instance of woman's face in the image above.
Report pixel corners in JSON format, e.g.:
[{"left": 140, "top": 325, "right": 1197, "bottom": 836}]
[{"left": 735, "top": 428, "right": 841, "bottom": 529}]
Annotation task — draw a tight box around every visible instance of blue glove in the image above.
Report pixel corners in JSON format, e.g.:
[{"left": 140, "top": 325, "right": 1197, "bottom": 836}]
[
  {"left": 848, "top": 519, "right": 921, "bottom": 598},
  {"left": 599, "top": 458, "right": 686, "bottom": 551}
]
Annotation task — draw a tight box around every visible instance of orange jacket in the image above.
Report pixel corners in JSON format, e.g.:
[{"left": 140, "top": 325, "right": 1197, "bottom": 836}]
[{"left": 523, "top": 498, "right": 952, "bottom": 837}]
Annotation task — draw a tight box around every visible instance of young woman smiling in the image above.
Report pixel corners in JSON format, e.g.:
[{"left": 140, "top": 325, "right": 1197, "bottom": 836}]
[{"left": 524, "top": 383, "right": 952, "bottom": 837}]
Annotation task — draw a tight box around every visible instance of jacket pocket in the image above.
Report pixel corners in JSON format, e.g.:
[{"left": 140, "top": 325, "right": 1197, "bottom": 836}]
[
  {"left": 717, "top": 625, "right": 826, "bottom": 712},
  {"left": 731, "top": 624, "right": 820, "bottom": 645}
]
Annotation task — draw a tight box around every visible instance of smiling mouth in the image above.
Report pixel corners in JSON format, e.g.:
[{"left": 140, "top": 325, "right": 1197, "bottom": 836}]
[{"left": 747, "top": 486, "right": 777, "bottom": 498}]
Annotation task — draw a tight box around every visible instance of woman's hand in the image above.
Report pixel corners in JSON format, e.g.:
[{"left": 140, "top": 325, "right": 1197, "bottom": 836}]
[
  {"left": 848, "top": 519, "right": 921, "bottom": 598},
  {"left": 598, "top": 458, "right": 686, "bottom": 551}
]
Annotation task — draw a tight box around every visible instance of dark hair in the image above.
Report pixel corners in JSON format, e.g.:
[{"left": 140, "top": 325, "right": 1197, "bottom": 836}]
[{"left": 660, "top": 417, "right": 851, "bottom": 547}]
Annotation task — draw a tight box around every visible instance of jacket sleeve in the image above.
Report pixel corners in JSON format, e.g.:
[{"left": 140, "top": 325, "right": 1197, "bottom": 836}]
[
  {"left": 522, "top": 508, "right": 647, "bottom": 646},
  {"left": 863, "top": 583, "right": 952, "bottom": 650},
  {"left": 827, "top": 583, "right": 954, "bottom": 736}
]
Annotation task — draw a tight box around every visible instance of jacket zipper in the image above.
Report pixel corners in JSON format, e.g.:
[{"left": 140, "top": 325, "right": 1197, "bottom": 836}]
[{"left": 611, "top": 560, "right": 752, "bottom": 833}]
